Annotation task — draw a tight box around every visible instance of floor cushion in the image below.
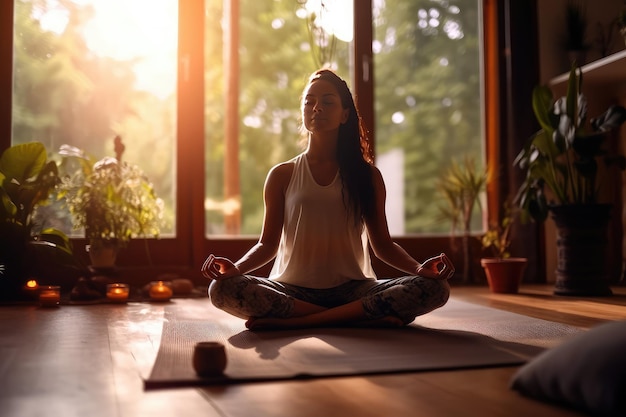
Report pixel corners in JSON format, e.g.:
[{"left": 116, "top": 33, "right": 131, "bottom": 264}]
[{"left": 510, "top": 320, "right": 626, "bottom": 416}]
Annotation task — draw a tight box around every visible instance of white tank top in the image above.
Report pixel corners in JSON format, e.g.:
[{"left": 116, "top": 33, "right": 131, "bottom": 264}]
[{"left": 269, "top": 153, "right": 376, "bottom": 288}]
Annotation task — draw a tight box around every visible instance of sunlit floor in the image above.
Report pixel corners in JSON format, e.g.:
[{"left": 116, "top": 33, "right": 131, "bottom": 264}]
[{"left": 2, "top": 283, "right": 625, "bottom": 417}]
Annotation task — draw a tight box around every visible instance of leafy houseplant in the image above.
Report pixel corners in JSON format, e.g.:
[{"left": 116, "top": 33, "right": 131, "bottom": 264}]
[
  {"left": 57, "top": 136, "right": 164, "bottom": 267},
  {"left": 437, "top": 156, "right": 487, "bottom": 283},
  {"left": 514, "top": 64, "right": 626, "bottom": 295},
  {"left": 514, "top": 65, "right": 626, "bottom": 222},
  {"left": 481, "top": 204, "right": 514, "bottom": 260},
  {"left": 0, "top": 142, "right": 83, "bottom": 299}
]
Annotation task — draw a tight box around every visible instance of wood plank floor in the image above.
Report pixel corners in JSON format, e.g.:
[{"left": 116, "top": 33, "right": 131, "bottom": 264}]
[{"left": 1, "top": 284, "right": 625, "bottom": 417}]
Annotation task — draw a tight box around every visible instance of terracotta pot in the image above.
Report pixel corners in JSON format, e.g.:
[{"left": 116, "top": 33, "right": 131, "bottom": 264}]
[{"left": 481, "top": 257, "right": 528, "bottom": 294}]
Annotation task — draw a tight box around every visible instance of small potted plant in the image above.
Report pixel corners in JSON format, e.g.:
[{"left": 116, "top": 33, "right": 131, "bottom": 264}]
[
  {"left": 57, "top": 136, "right": 164, "bottom": 268},
  {"left": 480, "top": 202, "right": 527, "bottom": 294}
]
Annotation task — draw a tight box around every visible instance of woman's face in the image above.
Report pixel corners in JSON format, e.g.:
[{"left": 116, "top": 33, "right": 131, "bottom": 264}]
[{"left": 301, "top": 79, "right": 349, "bottom": 134}]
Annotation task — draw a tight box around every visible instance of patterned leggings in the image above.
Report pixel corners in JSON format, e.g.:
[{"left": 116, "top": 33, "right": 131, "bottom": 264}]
[{"left": 209, "top": 275, "right": 450, "bottom": 325}]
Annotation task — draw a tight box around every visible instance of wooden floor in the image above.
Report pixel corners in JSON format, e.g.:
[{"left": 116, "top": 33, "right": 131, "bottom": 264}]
[{"left": 2, "top": 284, "right": 626, "bottom": 417}]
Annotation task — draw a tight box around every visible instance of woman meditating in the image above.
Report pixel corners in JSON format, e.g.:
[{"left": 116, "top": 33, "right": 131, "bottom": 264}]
[{"left": 202, "top": 69, "right": 454, "bottom": 330}]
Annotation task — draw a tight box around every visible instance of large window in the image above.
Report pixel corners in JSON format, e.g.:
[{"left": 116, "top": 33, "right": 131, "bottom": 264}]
[
  {"left": 204, "top": 0, "right": 484, "bottom": 237},
  {"left": 12, "top": 0, "right": 177, "bottom": 237},
  {"left": 5, "top": 0, "right": 488, "bottom": 277},
  {"left": 373, "top": 0, "right": 484, "bottom": 235},
  {"left": 204, "top": 0, "right": 353, "bottom": 236}
]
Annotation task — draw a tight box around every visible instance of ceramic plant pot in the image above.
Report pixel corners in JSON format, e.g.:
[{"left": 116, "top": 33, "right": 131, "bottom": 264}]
[
  {"left": 550, "top": 204, "right": 613, "bottom": 296},
  {"left": 86, "top": 240, "right": 119, "bottom": 268},
  {"left": 481, "top": 257, "right": 528, "bottom": 294}
]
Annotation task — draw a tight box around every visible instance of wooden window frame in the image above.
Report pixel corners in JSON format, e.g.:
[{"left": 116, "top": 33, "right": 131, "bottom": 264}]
[{"left": 1, "top": 0, "right": 533, "bottom": 284}]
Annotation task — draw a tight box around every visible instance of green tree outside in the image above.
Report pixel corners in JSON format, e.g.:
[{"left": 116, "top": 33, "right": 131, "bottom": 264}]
[{"left": 12, "top": 0, "right": 483, "bottom": 238}]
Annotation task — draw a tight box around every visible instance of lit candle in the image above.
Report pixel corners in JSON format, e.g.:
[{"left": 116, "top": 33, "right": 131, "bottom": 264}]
[
  {"left": 39, "top": 285, "right": 61, "bottom": 307},
  {"left": 149, "top": 280, "right": 173, "bottom": 301},
  {"left": 22, "top": 279, "right": 39, "bottom": 299},
  {"left": 106, "top": 283, "right": 129, "bottom": 302}
]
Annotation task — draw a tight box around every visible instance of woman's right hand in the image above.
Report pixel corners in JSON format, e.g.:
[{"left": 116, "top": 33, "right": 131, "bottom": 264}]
[{"left": 201, "top": 255, "right": 240, "bottom": 280}]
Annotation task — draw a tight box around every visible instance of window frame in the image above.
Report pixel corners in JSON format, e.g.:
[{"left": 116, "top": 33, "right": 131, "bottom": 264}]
[{"left": 0, "top": 0, "right": 506, "bottom": 283}]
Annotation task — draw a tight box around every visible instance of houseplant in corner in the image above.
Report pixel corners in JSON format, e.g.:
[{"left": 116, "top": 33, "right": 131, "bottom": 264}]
[
  {"left": 514, "top": 64, "right": 626, "bottom": 296},
  {"left": 0, "top": 142, "right": 84, "bottom": 300},
  {"left": 57, "top": 136, "right": 164, "bottom": 269},
  {"left": 480, "top": 202, "right": 527, "bottom": 294}
]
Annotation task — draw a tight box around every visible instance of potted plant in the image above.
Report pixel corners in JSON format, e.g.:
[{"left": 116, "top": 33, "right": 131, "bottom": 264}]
[
  {"left": 480, "top": 202, "right": 528, "bottom": 294},
  {"left": 564, "top": 0, "right": 589, "bottom": 65},
  {"left": 0, "top": 142, "right": 84, "bottom": 300},
  {"left": 514, "top": 64, "right": 626, "bottom": 296},
  {"left": 57, "top": 136, "right": 164, "bottom": 268},
  {"left": 617, "top": 2, "right": 626, "bottom": 47},
  {"left": 437, "top": 156, "right": 488, "bottom": 283}
]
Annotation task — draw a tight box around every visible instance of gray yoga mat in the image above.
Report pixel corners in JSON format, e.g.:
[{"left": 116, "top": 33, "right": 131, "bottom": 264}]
[{"left": 144, "top": 297, "right": 583, "bottom": 389}]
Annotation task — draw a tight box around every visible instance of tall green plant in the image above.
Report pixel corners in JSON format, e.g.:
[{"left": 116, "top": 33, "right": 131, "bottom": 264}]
[{"left": 514, "top": 65, "right": 626, "bottom": 223}]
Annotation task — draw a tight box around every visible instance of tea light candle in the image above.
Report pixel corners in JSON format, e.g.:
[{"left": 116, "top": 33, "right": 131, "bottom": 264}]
[
  {"left": 22, "top": 279, "right": 39, "bottom": 299},
  {"left": 149, "top": 281, "right": 173, "bottom": 301},
  {"left": 106, "top": 283, "right": 129, "bottom": 302},
  {"left": 39, "top": 285, "right": 61, "bottom": 307}
]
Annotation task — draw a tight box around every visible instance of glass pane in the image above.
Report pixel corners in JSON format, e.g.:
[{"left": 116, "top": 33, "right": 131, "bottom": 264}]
[
  {"left": 205, "top": 0, "right": 352, "bottom": 236},
  {"left": 373, "top": 0, "right": 485, "bottom": 235},
  {"left": 12, "top": 0, "right": 177, "bottom": 236}
]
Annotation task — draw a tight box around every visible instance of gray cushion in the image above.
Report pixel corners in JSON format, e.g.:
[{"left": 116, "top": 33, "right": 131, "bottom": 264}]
[{"left": 510, "top": 320, "right": 626, "bottom": 416}]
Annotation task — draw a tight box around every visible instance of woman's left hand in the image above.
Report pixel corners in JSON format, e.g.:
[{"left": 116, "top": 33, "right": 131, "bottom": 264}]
[{"left": 416, "top": 253, "right": 455, "bottom": 280}]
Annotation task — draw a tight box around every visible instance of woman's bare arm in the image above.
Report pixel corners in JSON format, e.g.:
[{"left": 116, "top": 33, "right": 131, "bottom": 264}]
[
  {"left": 364, "top": 167, "right": 454, "bottom": 279},
  {"left": 205, "top": 162, "right": 293, "bottom": 279}
]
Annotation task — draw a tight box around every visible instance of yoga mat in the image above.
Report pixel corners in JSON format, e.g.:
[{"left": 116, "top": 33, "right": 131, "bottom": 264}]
[{"left": 144, "top": 297, "right": 583, "bottom": 389}]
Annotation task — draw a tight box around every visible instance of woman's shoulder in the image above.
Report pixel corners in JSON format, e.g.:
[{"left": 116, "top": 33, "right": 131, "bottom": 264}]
[
  {"left": 368, "top": 164, "right": 386, "bottom": 193},
  {"left": 269, "top": 156, "right": 297, "bottom": 176},
  {"left": 368, "top": 163, "right": 383, "bottom": 182},
  {"left": 266, "top": 155, "right": 300, "bottom": 187}
]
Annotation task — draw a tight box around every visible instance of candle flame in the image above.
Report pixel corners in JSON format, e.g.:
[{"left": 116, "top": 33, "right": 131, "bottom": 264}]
[{"left": 26, "top": 280, "right": 38, "bottom": 288}]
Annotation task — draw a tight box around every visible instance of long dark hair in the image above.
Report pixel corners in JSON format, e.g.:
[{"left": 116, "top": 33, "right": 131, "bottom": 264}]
[{"left": 305, "top": 69, "right": 376, "bottom": 224}]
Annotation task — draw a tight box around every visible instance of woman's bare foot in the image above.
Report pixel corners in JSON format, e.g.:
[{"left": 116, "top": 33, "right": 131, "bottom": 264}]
[
  {"left": 245, "top": 315, "right": 405, "bottom": 331},
  {"left": 245, "top": 317, "right": 303, "bottom": 330},
  {"left": 244, "top": 300, "right": 408, "bottom": 331},
  {"left": 353, "top": 316, "right": 405, "bottom": 328}
]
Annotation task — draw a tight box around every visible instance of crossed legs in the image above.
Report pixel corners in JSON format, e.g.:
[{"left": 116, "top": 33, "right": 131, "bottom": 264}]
[{"left": 209, "top": 275, "right": 450, "bottom": 330}]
